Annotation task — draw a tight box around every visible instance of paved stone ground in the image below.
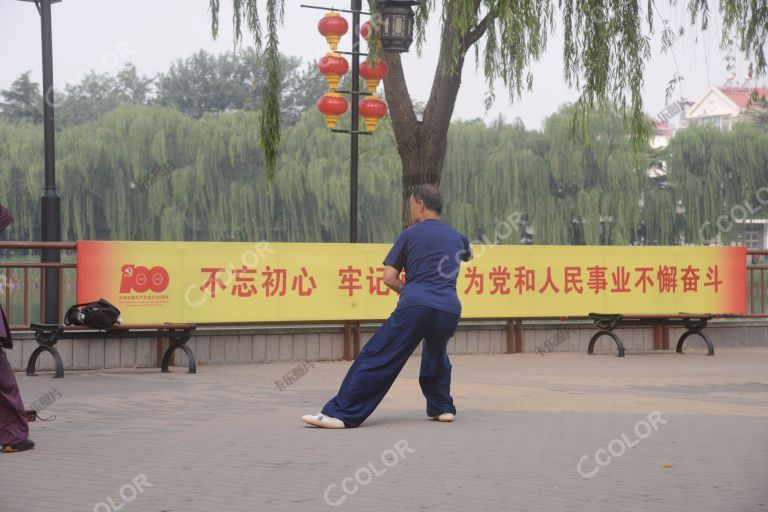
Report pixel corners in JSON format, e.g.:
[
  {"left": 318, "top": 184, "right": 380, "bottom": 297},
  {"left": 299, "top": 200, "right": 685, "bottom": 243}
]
[{"left": 3, "top": 348, "right": 768, "bottom": 512}]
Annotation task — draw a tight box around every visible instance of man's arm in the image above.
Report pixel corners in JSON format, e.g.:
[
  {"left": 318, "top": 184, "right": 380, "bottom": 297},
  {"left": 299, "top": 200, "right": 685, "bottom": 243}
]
[
  {"left": 382, "top": 265, "right": 404, "bottom": 294},
  {"left": 461, "top": 235, "right": 473, "bottom": 262}
]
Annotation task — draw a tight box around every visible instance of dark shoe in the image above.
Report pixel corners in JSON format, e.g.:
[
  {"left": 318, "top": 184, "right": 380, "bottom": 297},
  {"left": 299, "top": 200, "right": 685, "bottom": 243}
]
[{"left": 2, "top": 438, "right": 35, "bottom": 453}]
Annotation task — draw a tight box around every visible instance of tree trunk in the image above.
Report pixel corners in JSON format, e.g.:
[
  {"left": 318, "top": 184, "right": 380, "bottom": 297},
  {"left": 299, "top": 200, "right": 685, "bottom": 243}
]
[
  {"left": 398, "top": 131, "right": 446, "bottom": 226},
  {"left": 379, "top": 0, "right": 487, "bottom": 228}
]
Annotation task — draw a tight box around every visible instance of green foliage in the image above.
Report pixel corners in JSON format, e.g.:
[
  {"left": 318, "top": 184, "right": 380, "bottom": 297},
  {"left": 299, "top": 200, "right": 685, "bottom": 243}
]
[
  {"left": 56, "top": 64, "right": 153, "bottom": 126},
  {"left": 664, "top": 123, "right": 768, "bottom": 245},
  {"left": 691, "top": 0, "right": 768, "bottom": 74},
  {"left": 2, "top": 103, "right": 767, "bottom": 246},
  {"left": 0, "top": 71, "right": 42, "bottom": 124},
  {"left": 156, "top": 50, "right": 260, "bottom": 118},
  {"left": 561, "top": 0, "right": 652, "bottom": 151},
  {"left": 442, "top": 106, "right": 644, "bottom": 245},
  {"left": 0, "top": 104, "right": 399, "bottom": 243},
  {"left": 211, "top": 1, "right": 767, "bottom": 176},
  {"left": 260, "top": 0, "right": 282, "bottom": 181},
  {"left": 155, "top": 49, "right": 325, "bottom": 124},
  {"left": 0, "top": 49, "right": 325, "bottom": 129},
  {"left": 211, "top": 0, "right": 284, "bottom": 179}
]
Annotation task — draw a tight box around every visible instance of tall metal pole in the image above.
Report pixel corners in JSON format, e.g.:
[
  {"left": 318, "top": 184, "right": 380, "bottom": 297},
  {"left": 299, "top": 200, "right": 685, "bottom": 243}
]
[
  {"left": 39, "top": 0, "right": 62, "bottom": 323},
  {"left": 350, "top": 0, "right": 361, "bottom": 243}
]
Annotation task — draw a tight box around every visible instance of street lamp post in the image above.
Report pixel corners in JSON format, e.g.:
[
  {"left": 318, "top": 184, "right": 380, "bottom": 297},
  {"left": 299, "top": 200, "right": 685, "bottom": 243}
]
[
  {"left": 305, "top": 1, "right": 419, "bottom": 244},
  {"left": 350, "top": 0, "right": 361, "bottom": 243},
  {"left": 18, "top": 0, "right": 62, "bottom": 323},
  {"left": 306, "top": 1, "right": 417, "bottom": 361}
]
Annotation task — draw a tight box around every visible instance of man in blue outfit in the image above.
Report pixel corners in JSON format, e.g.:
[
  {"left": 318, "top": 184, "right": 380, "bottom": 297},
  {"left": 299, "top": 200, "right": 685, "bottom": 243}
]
[{"left": 303, "top": 184, "right": 472, "bottom": 429}]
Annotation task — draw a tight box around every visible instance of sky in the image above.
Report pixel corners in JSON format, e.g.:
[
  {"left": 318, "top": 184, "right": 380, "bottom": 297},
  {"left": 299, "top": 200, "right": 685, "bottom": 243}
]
[{"left": 0, "top": 0, "right": 763, "bottom": 131}]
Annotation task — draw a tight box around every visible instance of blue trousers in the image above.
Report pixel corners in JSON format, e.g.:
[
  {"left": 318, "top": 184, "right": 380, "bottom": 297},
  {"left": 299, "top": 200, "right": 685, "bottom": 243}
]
[{"left": 322, "top": 305, "right": 459, "bottom": 428}]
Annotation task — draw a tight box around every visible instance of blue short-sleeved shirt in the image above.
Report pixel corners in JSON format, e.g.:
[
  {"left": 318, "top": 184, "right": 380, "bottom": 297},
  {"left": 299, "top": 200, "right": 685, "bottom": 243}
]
[{"left": 383, "top": 219, "right": 472, "bottom": 315}]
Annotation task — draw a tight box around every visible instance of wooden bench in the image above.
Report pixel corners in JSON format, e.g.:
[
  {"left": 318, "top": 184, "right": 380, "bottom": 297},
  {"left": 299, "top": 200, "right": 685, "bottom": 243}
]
[
  {"left": 28, "top": 323, "right": 197, "bottom": 378},
  {"left": 585, "top": 313, "right": 716, "bottom": 357}
]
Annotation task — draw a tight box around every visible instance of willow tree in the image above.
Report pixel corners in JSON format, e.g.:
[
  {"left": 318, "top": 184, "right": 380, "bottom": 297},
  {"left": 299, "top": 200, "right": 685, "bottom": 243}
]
[
  {"left": 211, "top": 1, "right": 768, "bottom": 225},
  {"left": 3, "top": 104, "right": 767, "bottom": 244}
]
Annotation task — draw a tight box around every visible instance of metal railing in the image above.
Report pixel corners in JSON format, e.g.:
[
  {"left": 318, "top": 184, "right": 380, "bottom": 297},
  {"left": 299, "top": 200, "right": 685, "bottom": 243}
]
[
  {"left": 746, "top": 249, "right": 768, "bottom": 316},
  {"left": 0, "top": 242, "right": 77, "bottom": 329}
]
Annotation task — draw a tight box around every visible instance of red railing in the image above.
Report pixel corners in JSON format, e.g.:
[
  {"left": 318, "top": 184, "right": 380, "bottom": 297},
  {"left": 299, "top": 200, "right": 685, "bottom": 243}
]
[
  {"left": 1, "top": 243, "right": 768, "bottom": 330},
  {"left": 746, "top": 249, "right": 768, "bottom": 317},
  {"left": 0, "top": 242, "right": 77, "bottom": 329}
]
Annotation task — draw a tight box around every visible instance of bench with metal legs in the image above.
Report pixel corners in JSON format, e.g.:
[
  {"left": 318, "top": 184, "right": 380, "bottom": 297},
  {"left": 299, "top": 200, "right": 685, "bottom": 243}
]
[
  {"left": 28, "top": 323, "right": 197, "bottom": 378},
  {"left": 586, "top": 314, "right": 715, "bottom": 357}
]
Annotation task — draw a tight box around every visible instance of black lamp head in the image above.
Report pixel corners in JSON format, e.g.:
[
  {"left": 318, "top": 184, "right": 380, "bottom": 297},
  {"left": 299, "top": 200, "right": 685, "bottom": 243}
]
[{"left": 375, "top": 0, "right": 420, "bottom": 53}]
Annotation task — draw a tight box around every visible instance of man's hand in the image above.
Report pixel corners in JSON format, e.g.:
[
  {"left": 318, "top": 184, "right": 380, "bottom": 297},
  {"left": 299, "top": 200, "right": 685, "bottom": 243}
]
[{"left": 382, "top": 266, "right": 404, "bottom": 294}]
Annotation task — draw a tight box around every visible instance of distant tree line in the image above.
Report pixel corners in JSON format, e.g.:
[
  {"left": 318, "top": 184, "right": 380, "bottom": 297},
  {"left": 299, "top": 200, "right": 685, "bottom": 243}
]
[
  {"left": 1, "top": 84, "right": 767, "bottom": 247},
  {"left": 0, "top": 48, "right": 326, "bottom": 127}
]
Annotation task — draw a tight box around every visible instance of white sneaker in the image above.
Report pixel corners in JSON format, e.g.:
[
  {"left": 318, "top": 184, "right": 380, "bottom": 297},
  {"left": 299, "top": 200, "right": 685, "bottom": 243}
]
[
  {"left": 302, "top": 413, "right": 346, "bottom": 429},
  {"left": 433, "top": 412, "right": 455, "bottom": 422}
]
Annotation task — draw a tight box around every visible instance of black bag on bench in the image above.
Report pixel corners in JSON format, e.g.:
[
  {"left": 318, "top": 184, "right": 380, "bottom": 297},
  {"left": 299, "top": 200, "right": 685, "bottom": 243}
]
[{"left": 64, "top": 299, "right": 122, "bottom": 329}]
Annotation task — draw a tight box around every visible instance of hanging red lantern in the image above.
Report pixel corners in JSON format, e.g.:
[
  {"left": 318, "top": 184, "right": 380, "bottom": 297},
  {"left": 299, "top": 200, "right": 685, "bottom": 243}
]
[
  {"left": 318, "top": 52, "right": 349, "bottom": 91},
  {"left": 318, "top": 12, "right": 349, "bottom": 51},
  {"left": 360, "top": 59, "right": 389, "bottom": 93},
  {"left": 317, "top": 92, "right": 348, "bottom": 129},
  {"left": 359, "top": 95, "right": 387, "bottom": 132},
  {"left": 361, "top": 20, "right": 382, "bottom": 51},
  {"left": 360, "top": 20, "right": 381, "bottom": 41}
]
